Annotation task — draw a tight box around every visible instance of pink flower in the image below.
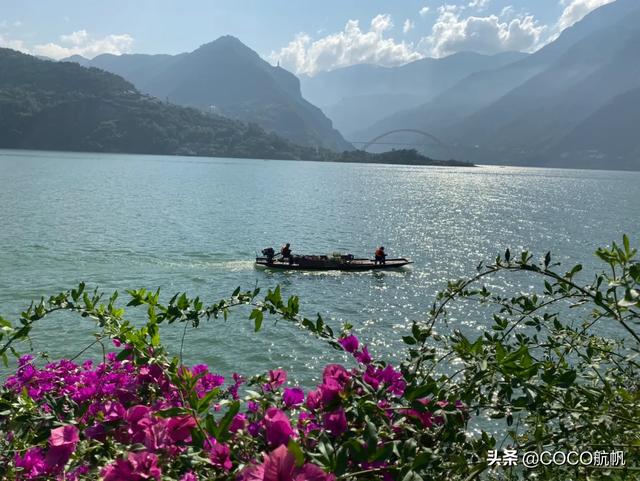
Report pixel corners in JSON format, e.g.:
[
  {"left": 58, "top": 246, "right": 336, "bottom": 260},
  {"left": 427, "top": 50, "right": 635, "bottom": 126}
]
[
  {"left": 238, "top": 445, "right": 335, "bottom": 481},
  {"left": 103, "top": 400, "right": 126, "bottom": 421},
  {"left": 45, "top": 445, "right": 75, "bottom": 471},
  {"left": 338, "top": 335, "right": 359, "bottom": 353},
  {"left": 14, "top": 447, "right": 47, "bottom": 478},
  {"left": 230, "top": 413, "right": 247, "bottom": 433},
  {"left": 45, "top": 425, "right": 80, "bottom": 470},
  {"left": 248, "top": 422, "right": 261, "bottom": 437},
  {"left": 180, "top": 472, "right": 198, "bottom": 481},
  {"left": 49, "top": 425, "right": 80, "bottom": 447},
  {"left": 126, "top": 405, "right": 153, "bottom": 443},
  {"left": 305, "top": 389, "right": 322, "bottom": 410},
  {"left": 323, "top": 408, "right": 347, "bottom": 436},
  {"left": 101, "top": 459, "right": 133, "bottom": 480},
  {"left": 283, "top": 387, "right": 305, "bottom": 407},
  {"left": 129, "top": 451, "right": 161, "bottom": 480},
  {"left": 298, "top": 412, "right": 321, "bottom": 435},
  {"left": 190, "top": 364, "right": 225, "bottom": 398},
  {"left": 263, "top": 369, "right": 287, "bottom": 391},
  {"left": 354, "top": 346, "right": 373, "bottom": 364},
  {"left": 322, "top": 365, "right": 350, "bottom": 386},
  {"left": 205, "top": 438, "right": 233, "bottom": 471},
  {"left": 400, "top": 408, "right": 433, "bottom": 428},
  {"left": 166, "top": 416, "right": 196, "bottom": 443},
  {"left": 263, "top": 407, "right": 295, "bottom": 447},
  {"left": 319, "top": 378, "right": 342, "bottom": 405},
  {"left": 102, "top": 451, "right": 162, "bottom": 481},
  {"left": 85, "top": 423, "right": 106, "bottom": 441}
]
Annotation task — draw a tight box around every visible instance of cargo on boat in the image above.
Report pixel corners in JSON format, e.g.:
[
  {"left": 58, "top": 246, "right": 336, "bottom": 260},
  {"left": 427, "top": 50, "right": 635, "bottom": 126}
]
[{"left": 255, "top": 248, "right": 412, "bottom": 271}]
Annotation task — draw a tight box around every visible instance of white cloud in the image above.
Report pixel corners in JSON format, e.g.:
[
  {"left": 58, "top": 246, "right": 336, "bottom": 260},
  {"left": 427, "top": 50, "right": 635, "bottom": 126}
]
[
  {"left": 0, "top": 34, "right": 27, "bottom": 52},
  {"left": 31, "top": 31, "right": 134, "bottom": 60},
  {"left": 556, "top": 0, "right": 614, "bottom": 31},
  {"left": 468, "top": 0, "right": 490, "bottom": 9},
  {"left": 403, "top": 19, "right": 415, "bottom": 34},
  {"left": 271, "top": 14, "right": 422, "bottom": 75},
  {"left": 60, "top": 29, "right": 89, "bottom": 46},
  {"left": 420, "top": 6, "right": 546, "bottom": 57},
  {"left": 419, "top": 6, "right": 431, "bottom": 16},
  {"left": 0, "top": 29, "right": 134, "bottom": 60}
]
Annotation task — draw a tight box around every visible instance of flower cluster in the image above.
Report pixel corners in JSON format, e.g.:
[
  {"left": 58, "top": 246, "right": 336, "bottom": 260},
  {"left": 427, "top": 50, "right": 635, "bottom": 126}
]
[{"left": 0, "top": 335, "right": 468, "bottom": 480}]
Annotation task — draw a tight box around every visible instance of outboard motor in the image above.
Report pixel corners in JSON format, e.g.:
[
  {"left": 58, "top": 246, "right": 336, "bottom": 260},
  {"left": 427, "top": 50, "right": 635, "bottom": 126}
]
[{"left": 262, "top": 247, "right": 275, "bottom": 263}]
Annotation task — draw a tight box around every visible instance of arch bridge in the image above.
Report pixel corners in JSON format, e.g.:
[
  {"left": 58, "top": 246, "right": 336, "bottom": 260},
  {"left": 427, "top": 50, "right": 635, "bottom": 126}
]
[{"left": 352, "top": 129, "right": 449, "bottom": 152}]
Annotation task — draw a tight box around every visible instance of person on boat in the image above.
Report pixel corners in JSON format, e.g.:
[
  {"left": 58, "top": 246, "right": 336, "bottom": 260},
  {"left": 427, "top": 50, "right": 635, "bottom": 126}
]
[
  {"left": 280, "top": 243, "right": 293, "bottom": 264},
  {"left": 375, "top": 246, "right": 386, "bottom": 265}
]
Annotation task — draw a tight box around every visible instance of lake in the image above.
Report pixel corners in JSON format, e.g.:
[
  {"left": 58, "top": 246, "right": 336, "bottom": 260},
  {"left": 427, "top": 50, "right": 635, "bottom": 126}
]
[{"left": 1, "top": 149, "right": 639, "bottom": 385}]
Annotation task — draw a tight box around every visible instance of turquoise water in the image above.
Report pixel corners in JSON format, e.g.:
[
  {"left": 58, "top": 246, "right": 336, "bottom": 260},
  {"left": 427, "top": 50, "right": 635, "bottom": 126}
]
[{"left": 1, "top": 149, "right": 639, "bottom": 384}]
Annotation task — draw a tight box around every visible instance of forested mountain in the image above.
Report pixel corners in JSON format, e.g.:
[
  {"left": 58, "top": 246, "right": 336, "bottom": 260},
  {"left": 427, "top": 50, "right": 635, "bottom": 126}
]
[
  {"left": 0, "top": 48, "right": 324, "bottom": 160},
  {"left": 355, "top": 0, "right": 640, "bottom": 170},
  {"left": 300, "top": 51, "right": 527, "bottom": 137},
  {"left": 0, "top": 48, "right": 465, "bottom": 166},
  {"left": 65, "top": 36, "right": 351, "bottom": 151}
]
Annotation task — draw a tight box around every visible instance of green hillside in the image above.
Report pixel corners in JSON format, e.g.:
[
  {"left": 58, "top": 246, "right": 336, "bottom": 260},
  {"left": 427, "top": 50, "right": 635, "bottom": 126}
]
[{"left": 0, "top": 48, "right": 323, "bottom": 160}]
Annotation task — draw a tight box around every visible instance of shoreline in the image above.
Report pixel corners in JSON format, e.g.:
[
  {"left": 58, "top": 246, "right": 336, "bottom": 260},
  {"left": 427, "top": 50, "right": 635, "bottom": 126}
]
[{"left": 0, "top": 146, "right": 475, "bottom": 168}]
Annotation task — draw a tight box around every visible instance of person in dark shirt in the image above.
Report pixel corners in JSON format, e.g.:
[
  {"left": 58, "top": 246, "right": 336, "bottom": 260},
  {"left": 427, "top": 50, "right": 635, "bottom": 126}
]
[{"left": 280, "top": 243, "right": 292, "bottom": 263}]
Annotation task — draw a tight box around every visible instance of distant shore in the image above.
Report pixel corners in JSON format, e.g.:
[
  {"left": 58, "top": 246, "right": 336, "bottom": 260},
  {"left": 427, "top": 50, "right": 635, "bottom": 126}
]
[{"left": 0, "top": 147, "right": 475, "bottom": 168}]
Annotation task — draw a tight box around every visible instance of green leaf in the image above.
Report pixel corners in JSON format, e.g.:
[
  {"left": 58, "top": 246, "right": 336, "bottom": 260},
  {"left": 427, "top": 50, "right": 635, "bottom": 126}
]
[
  {"left": 623, "top": 234, "right": 630, "bottom": 256},
  {"left": 557, "top": 370, "right": 577, "bottom": 388},
  {"left": 250, "top": 308, "right": 264, "bottom": 332},
  {"left": 288, "top": 439, "right": 305, "bottom": 467},
  {"left": 214, "top": 401, "right": 240, "bottom": 442}
]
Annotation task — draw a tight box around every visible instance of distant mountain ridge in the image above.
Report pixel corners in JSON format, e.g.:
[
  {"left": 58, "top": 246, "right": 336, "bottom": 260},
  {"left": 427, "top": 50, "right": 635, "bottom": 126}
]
[
  {"left": 300, "top": 51, "right": 528, "bottom": 137},
  {"left": 64, "top": 36, "right": 352, "bottom": 151},
  {"left": 0, "top": 48, "right": 326, "bottom": 160},
  {"left": 354, "top": 0, "right": 640, "bottom": 170},
  {"left": 1, "top": 48, "right": 462, "bottom": 167}
]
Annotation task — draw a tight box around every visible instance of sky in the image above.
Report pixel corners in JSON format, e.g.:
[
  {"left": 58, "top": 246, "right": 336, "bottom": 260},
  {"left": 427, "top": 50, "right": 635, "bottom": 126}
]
[{"left": 0, "top": 0, "right": 615, "bottom": 75}]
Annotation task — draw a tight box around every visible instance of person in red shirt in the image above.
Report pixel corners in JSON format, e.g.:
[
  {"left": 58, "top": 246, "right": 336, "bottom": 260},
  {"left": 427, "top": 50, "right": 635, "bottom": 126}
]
[{"left": 375, "top": 246, "right": 386, "bottom": 265}]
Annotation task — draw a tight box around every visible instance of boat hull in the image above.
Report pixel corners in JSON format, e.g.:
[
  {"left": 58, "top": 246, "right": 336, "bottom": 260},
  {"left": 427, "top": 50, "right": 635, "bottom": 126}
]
[{"left": 255, "top": 257, "right": 412, "bottom": 271}]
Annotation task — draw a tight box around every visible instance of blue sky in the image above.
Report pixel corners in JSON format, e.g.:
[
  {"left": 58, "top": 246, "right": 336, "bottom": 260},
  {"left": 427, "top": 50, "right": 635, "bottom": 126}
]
[{"left": 0, "top": 0, "right": 614, "bottom": 74}]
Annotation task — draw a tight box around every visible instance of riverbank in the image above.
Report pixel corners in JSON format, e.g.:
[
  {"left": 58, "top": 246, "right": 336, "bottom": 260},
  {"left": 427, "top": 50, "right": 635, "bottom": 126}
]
[{"left": 0, "top": 146, "right": 474, "bottom": 167}]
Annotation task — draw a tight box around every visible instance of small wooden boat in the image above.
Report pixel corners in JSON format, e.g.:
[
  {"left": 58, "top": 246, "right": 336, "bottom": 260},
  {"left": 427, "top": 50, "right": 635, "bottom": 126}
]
[{"left": 255, "top": 250, "right": 412, "bottom": 271}]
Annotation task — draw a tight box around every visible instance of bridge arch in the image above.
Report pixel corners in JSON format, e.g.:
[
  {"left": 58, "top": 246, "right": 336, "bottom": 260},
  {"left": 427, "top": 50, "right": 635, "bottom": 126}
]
[{"left": 361, "top": 129, "right": 448, "bottom": 152}]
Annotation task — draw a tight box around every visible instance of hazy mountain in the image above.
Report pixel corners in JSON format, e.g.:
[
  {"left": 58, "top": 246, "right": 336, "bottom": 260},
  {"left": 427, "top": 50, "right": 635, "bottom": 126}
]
[
  {"left": 2, "top": 48, "right": 459, "bottom": 166},
  {"left": 323, "top": 93, "right": 424, "bottom": 141},
  {"left": 65, "top": 36, "right": 351, "bottom": 151},
  {"left": 301, "top": 51, "right": 527, "bottom": 137},
  {"left": 545, "top": 86, "right": 640, "bottom": 170},
  {"left": 61, "top": 54, "right": 91, "bottom": 66},
  {"left": 355, "top": 0, "right": 640, "bottom": 170},
  {"left": 0, "top": 48, "right": 326, "bottom": 160},
  {"left": 84, "top": 53, "right": 185, "bottom": 85},
  {"left": 451, "top": 14, "right": 640, "bottom": 165}
]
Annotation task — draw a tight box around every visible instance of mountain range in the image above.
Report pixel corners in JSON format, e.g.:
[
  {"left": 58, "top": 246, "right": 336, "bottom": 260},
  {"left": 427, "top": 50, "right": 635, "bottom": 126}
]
[
  {"left": 64, "top": 36, "right": 352, "bottom": 151},
  {"left": 350, "top": 0, "right": 640, "bottom": 170},
  {"left": 300, "top": 50, "right": 528, "bottom": 138},
  {"left": 0, "top": 48, "right": 325, "bottom": 160},
  {"left": 1, "top": 48, "right": 465, "bottom": 166},
  {"left": 4, "top": 0, "right": 639, "bottom": 170}
]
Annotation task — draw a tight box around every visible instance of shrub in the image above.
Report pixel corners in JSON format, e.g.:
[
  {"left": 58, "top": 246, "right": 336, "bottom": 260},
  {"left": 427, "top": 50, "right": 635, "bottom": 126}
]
[{"left": 0, "top": 237, "right": 638, "bottom": 480}]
